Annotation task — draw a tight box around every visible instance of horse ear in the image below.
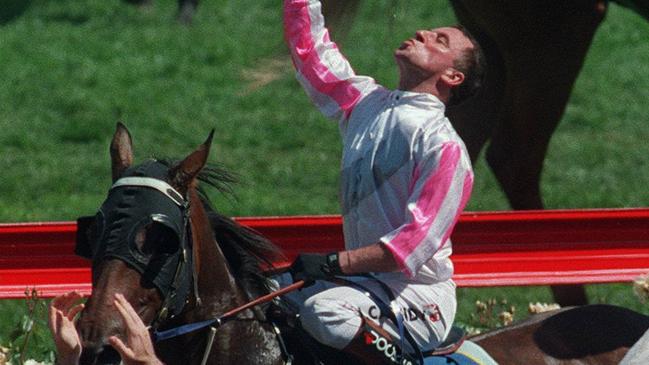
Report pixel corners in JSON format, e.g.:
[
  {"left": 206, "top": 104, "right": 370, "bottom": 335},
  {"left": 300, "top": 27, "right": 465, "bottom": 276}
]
[
  {"left": 169, "top": 130, "right": 214, "bottom": 191},
  {"left": 110, "top": 122, "right": 134, "bottom": 182}
]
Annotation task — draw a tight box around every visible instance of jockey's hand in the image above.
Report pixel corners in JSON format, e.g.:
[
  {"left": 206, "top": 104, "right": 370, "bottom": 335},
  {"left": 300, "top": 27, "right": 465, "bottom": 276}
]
[
  {"left": 48, "top": 291, "right": 84, "bottom": 365},
  {"left": 108, "top": 293, "right": 164, "bottom": 365},
  {"left": 289, "top": 253, "right": 343, "bottom": 284}
]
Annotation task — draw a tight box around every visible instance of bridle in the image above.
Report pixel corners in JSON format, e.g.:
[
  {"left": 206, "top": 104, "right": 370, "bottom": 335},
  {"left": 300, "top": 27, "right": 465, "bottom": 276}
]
[
  {"left": 115, "top": 176, "right": 198, "bottom": 327},
  {"left": 75, "top": 162, "right": 304, "bottom": 363}
]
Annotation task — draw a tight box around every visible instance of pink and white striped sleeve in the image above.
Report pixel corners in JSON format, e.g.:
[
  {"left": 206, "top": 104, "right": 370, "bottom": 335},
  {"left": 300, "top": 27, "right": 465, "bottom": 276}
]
[
  {"left": 283, "top": 0, "right": 378, "bottom": 121},
  {"left": 382, "top": 142, "right": 474, "bottom": 278}
]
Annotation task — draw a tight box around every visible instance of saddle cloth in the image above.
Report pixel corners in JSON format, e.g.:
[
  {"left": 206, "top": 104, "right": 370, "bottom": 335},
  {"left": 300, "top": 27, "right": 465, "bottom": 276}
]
[{"left": 425, "top": 340, "right": 498, "bottom": 365}]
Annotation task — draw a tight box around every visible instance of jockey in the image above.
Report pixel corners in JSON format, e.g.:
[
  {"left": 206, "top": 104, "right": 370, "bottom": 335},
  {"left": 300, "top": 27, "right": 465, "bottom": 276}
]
[{"left": 281, "top": 0, "right": 485, "bottom": 363}]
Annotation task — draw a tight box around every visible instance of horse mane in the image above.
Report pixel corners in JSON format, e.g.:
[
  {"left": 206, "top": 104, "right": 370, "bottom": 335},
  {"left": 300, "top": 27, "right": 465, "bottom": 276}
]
[{"left": 157, "top": 158, "right": 285, "bottom": 298}]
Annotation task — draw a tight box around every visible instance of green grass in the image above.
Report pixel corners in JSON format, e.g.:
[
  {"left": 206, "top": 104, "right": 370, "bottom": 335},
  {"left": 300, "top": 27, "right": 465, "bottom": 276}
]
[
  {"left": 541, "top": 4, "right": 649, "bottom": 209},
  {"left": 1, "top": 0, "right": 648, "bottom": 361}
]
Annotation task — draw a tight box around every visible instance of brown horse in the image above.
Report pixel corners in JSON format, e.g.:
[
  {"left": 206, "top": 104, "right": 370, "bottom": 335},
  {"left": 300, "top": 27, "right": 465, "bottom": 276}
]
[
  {"left": 74, "top": 124, "right": 649, "bottom": 365},
  {"left": 75, "top": 123, "right": 286, "bottom": 364},
  {"left": 472, "top": 304, "right": 649, "bottom": 364}
]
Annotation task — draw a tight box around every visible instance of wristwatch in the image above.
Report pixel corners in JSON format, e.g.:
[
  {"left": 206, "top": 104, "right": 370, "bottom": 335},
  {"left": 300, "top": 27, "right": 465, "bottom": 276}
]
[{"left": 324, "top": 252, "right": 344, "bottom": 276}]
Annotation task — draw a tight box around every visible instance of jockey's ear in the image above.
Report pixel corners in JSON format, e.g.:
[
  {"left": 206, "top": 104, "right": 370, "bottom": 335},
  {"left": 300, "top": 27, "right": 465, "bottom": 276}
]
[
  {"left": 169, "top": 130, "right": 214, "bottom": 193},
  {"left": 440, "top": 68, "right": 465, "bottom": 88},
  {"left": 110, "top": 122, "right": 134, "bottom": 182}
]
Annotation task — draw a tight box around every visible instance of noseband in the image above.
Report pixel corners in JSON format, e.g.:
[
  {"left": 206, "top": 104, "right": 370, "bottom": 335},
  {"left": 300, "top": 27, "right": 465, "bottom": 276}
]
[{"left": 76, "top": 162, "right": 198, "bottom": 327}]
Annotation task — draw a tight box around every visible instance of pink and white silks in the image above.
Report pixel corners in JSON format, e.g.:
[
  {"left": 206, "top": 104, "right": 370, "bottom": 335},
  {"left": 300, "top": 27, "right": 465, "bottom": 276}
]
[{"left": 284, "top": 0, "right": 474, "bottom": 284}]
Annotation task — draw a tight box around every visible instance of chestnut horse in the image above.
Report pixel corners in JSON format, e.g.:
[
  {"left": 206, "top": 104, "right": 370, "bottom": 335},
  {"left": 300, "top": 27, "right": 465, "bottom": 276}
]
[{"left": 75, "top": 123, "right": 286, "bottom": 364}]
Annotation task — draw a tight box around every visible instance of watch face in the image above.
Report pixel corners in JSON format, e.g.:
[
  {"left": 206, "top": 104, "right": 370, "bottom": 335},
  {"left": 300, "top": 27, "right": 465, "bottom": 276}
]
[{"left": 325, "top": 252, "right": 342, "bottom": 274}]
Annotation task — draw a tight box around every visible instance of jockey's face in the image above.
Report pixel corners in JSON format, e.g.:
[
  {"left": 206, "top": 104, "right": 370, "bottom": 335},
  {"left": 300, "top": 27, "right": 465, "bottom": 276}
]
[{"left": 394, "top": 27, "right": 473, "bottom": 84}]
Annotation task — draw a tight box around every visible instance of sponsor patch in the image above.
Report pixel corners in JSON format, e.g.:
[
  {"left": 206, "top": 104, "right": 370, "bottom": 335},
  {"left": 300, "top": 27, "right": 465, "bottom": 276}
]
[
  {"left": 366, "top": 305, "right": 426, "bottom": 322},
  {"left": 423, "top": 303, "right": 441, "bottom": 323}
]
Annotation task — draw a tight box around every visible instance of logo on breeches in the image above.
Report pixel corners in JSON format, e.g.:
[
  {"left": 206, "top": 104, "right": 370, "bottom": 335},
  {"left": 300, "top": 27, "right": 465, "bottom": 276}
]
[
  {"left": 367, "top": 305, "right": 422, "bottom": 322},
  {"left": 367, "top": 303, "right": 441, "bottom": 323}
]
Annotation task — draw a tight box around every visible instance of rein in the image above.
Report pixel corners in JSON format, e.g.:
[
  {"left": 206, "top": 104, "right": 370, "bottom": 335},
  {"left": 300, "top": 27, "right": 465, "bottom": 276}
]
[{"left": 152, "top": 280, "right": 305, "bottom": 342}]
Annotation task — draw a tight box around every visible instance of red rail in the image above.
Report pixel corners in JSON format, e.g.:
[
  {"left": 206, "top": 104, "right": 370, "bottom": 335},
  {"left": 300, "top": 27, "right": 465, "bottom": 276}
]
[{"left": 1, "top": 208, "right": 648, "bottom": 299}]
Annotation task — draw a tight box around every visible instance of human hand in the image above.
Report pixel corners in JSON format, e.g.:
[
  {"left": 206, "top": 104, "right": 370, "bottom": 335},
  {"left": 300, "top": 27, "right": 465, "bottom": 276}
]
[
  {"left": 289, "top": 252, "right": 342, "bottom": 285},
  {"left": 108, "top": 293, "right": 163, "bottom": 365},
  {"left": 48, "top": 291, "right": 84, "bottom": 365}
]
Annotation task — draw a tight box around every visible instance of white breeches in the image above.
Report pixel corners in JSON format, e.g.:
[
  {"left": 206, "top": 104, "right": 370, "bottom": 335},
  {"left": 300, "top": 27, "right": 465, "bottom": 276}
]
[{"left": 274, "top": 274, "right": 457, "bottom": 351}]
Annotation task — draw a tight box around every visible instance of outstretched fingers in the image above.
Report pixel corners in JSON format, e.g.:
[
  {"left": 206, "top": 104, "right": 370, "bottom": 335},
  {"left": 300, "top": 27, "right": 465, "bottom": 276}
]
[
  {"left": 48, "top": 291, "right": 84, "bottom": 334},
  {"left": 110, "top": 293, "right": 162, "bottom": 365},
  {"left": 48, "top": 292, "right": 85, "bottom": 365},
  {"left": 113, "top": 293, "right": 146, "bottom": 331},
  {"left": 109, "top": 335, "right": 136, "bottom": 359},
  {"left": 67, "top": 302, "right": 85, "bottom": 321},
  {"left": 51, "top": 292, "right": 84, "bottom": 316}
]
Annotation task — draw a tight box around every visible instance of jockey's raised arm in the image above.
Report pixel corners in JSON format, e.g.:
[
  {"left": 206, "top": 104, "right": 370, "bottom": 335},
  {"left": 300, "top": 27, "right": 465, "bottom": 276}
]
[{"left": 283, "top": 0, "right": 378, "bottom": 122}]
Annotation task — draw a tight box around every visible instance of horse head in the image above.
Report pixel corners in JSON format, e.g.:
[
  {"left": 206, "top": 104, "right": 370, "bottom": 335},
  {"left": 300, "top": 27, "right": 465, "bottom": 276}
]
[{"left": 75, "top": 122, "right": 216, "bottom": 364}]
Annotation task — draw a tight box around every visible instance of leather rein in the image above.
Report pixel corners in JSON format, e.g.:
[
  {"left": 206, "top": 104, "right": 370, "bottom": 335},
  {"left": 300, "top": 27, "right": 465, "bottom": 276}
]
[
  {"left": 152, "top": 280, "right": 304, "bottom": 365},
  {"left": 152, "top": 280, "right": 305, "bottom": 342}
]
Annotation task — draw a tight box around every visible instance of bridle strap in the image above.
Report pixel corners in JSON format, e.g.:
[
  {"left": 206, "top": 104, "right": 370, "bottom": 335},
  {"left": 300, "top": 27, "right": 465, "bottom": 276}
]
[
  {"left": 153, "top": 280, "right": 306, "bottom": 342},
  {"left": 112, "top": 177, "right": 186, "bottom": 207},
  {"left": 152, "top": 196, "right": 193, "bottom": 327}
]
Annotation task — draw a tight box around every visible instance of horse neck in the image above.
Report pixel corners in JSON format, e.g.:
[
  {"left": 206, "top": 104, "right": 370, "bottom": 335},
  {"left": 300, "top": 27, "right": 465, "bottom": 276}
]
[
  {"left": 187, "top": 188, "right": 243, "bottom": 314},
  {"left": 158, "top": 189, "right": 284, "bottom": 365}
]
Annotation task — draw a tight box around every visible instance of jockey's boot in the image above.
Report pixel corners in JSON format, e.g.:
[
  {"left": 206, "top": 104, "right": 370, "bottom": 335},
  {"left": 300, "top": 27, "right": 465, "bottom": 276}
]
[{"left": 341, "top": 330, "right": 399, "bottom": 365}]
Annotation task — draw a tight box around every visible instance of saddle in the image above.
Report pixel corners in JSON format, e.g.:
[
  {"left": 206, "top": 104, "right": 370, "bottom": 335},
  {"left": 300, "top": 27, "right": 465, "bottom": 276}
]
[{"left": 267, "top": 299, "right": 496, "bottom": 365}]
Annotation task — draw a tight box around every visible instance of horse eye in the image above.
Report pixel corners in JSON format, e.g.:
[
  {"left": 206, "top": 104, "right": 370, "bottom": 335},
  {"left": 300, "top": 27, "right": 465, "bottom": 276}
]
[{"left": 136, "top": 223, "right": 180, "bottom": 256}]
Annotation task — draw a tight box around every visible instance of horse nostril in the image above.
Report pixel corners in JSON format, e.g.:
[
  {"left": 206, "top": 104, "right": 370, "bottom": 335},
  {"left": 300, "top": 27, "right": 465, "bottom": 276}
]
[
  {"left": 79, "top": 345, "right": 101, "bottom": 365},
  {"left": 79, "top": 345, "right": 121, "bottom": 365},
  {"left": 98, "top": 345, "right": 122, "bottom": 365}
]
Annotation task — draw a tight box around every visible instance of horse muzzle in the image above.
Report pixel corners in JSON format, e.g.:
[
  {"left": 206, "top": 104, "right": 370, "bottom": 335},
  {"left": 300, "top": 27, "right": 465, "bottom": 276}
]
[
  {"left": 78, "top": 344, "right": 122, "bottom": 365},
  {"left": 76, "top": 313, "right": 122, "bottom": 365}
]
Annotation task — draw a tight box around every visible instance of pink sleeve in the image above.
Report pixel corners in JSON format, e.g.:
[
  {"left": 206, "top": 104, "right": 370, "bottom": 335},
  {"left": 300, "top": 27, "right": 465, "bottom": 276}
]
[
  {"left": 382, "top": 142, "right": 474, "bottom": 277},
  {"left": 284, "top": 0, "right": 378, "bottom": 121}
]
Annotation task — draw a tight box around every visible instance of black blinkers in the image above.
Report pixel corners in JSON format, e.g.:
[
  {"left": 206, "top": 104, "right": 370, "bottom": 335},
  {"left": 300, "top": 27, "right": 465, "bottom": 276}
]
[{"left": 75, "top": 160, "right": 194, "bottom": 320}]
